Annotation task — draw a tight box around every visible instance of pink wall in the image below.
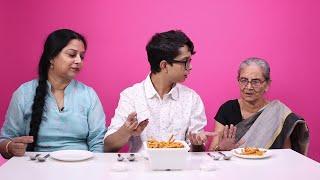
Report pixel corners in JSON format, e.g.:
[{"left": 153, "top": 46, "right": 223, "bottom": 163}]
[{"left": 1, "top": 0, "right": 319, "bottom": 165}]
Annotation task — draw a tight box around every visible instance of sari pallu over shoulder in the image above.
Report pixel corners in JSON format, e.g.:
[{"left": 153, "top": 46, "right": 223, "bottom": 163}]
[{"left": 235, "top": 100, "right": 309, "bottom": 155}]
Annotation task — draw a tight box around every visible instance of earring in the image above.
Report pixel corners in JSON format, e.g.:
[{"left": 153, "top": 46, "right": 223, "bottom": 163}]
[{"left": 49, "top": 59, "right": 54, "bottom": 69}]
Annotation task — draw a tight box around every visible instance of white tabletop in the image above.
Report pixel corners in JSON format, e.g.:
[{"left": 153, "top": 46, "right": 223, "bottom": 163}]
[{"left": 0, "top": 149, "right": 319, "bottom": 180}]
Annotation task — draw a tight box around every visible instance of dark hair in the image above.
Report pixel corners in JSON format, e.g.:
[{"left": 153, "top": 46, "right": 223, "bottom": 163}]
[
  {"left": 146, "top": 30, "right": 195, "bottom": 73},
  {"left": 27, "top": 29, "right": 87, "bottom": 151}
]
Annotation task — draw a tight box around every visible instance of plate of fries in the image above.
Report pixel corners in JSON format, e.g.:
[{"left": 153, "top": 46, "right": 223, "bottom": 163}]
[{"left": 232, "top": 147, "right": 271, "bottom": 159}]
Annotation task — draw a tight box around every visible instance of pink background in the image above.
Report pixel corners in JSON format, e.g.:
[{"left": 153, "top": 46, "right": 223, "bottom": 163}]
[{"left": 1, "top": 0, "right": 319, "bottom": 165}]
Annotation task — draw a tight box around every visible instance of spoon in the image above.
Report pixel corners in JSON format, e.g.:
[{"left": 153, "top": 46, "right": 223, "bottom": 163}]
[
  {"left": 30, "top": 154, "right": 41, "bottom": 161},
  {"left": 37, "top": 154, "right": 50, "bottom": 162},
  {"left": 207, "top": 152, "right": 220, "bottom": 160},
  {"left": 117, "top": 154, "right": 124, "bottom": 161},
  {"left": 127, "top": 154, "right": 135, "bottom": 161},
  {"left": 218, "top": 151, "right": 232, "bottom": 160}
]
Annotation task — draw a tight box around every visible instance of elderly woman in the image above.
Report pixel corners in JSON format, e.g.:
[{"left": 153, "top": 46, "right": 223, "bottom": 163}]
[
  {"left": 0, "top": 29, "right": 107, "bottom": 158},
  {"left": 209, "top": 57, "right": 309, "bottom": 154}
]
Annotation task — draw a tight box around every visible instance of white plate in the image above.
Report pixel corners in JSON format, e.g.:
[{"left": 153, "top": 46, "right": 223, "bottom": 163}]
[
  {"left": 50, "top": 150, "right": 94, "bottom": 162},
  {"left": 232, "top": 148, "right": 271, "bottom": 159}
]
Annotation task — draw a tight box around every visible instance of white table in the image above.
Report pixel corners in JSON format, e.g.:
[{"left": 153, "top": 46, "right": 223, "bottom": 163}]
[{"left": 0, "top": 149, "right": 319, "bottom": 180}]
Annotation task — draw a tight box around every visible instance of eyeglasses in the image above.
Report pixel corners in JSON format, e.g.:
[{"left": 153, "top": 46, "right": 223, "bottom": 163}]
[
  {"left": 167, "top": 58, "right": 192, "bottom": 70},
  {"left": 238, "top": 78, "right": 266, "bottom": 88}
]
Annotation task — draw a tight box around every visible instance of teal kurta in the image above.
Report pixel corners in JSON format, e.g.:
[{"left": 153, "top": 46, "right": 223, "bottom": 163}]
[{"left": 0, "top": 79, "right": 107, "bottom": 152}]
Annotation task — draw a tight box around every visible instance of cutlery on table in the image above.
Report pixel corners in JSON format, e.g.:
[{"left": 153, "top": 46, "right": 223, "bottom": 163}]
[
  {"left": 218, "top": 151, "right": 232, "bottom": 160},
  {"left": 30, "top": 154, "right": 41, "bottom": 161},
  {"left": 207, "top": 152, "right": 220, "bottom": 160},
  {"left": 117, "top": 154, "right": 124, "bottom": 161},
  {"left": 127, "top": 154, "right": 135, "bottom": 161},
  {"left": 37, "top": 154, "right": 50, "bottom": 162}
]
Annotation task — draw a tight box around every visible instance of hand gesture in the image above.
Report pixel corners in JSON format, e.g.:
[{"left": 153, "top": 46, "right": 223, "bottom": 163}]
[
  {"left": 218, "top": 124, "right": 244, "bottom": 151},
  {"left": 123, "top": 112, "right": 149, "bottom": 136},
  {"left": 188, "top": 131, "right": 218, "bottom": 145}
]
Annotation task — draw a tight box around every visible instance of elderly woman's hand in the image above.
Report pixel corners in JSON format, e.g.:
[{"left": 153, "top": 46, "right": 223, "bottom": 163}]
[{"left": 217, "top": 125, "right": 244, "bottom": 151}]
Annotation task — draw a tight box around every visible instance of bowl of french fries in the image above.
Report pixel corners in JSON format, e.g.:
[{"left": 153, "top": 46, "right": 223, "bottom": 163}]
[{"left": 143, "top": 135, "right": 190, "bottom": 170}]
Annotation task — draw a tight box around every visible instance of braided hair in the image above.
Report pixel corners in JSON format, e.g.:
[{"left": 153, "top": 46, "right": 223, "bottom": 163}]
[{"left": 27, "top": 29, "right": 87, "bottom": 151}]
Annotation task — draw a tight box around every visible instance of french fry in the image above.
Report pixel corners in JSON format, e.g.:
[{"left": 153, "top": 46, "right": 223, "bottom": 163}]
[
  {"left": 241, "top": 147, "right": 266, "bottom": 156},
  {"left": 147, "top": 135, "right": 184, "bottom": 148},
  {"left": 168, "top": 134, "right": 174, "bottom": 143}
]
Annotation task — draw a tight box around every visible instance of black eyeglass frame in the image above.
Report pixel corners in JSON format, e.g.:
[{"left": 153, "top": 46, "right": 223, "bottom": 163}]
[{"left": 166, "top": 58, "right": 192, "bottom": 70}]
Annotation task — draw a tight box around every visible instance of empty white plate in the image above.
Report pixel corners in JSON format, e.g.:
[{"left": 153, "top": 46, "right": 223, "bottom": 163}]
[{"left": 50, "top": 150, "right": 94, "bottom": 162}]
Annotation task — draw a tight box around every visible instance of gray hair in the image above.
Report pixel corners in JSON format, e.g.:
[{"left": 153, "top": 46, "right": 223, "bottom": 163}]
[{"left": 238, "top": 57, "right": 271, "bottom": 81}]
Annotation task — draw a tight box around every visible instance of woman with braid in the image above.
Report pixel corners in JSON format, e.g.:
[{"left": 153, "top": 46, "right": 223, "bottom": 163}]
[{"left": 0, "top": 29, "right": 107, "bottom": 158}]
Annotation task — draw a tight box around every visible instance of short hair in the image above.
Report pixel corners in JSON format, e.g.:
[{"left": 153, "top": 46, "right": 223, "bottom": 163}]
[
  {"left": 238, "top": 57, "right": 271, "bottom": 81},
  {"left": 146, "top": 30, "right": 195, "bottom": 73}
]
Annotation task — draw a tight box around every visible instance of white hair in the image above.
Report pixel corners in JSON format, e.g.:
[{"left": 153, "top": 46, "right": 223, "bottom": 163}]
[{"left": 238, "top": 57, "right": 271, "bottom": 81}]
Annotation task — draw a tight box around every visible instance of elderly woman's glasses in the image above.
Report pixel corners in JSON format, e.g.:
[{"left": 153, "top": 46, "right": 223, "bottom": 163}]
[
  {"left": 238, "top": 78, "right": 266, "bottom": 88},
  {"left": 167, "top": 58, "right": 192, "bottom": 70}
]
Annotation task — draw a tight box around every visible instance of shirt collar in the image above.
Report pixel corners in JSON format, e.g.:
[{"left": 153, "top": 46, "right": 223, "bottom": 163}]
[
  {"left": 144, "top": 74, "right": 179, "bottom": 100},
  {"left": 168, "top": 84, "right": 179, "bottom": 100}
]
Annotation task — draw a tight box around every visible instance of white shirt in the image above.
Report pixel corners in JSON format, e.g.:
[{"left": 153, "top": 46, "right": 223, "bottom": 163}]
[{"left": 105, "top": 75, "right": 207, "bottom": 152}]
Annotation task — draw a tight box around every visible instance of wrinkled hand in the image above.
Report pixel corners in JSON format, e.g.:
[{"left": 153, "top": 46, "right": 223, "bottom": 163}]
[
  {"left": 218, "top": 124, "right": 244, "bottom": 151},
  {"left": 123, "top": 112, "right": 149, "bottom": 136},
  {"left": 8, "top": 136, "right": 33, "bottom": 156},
  {"left": 188, "top": 131, "right": 218, "bottom": 145}
]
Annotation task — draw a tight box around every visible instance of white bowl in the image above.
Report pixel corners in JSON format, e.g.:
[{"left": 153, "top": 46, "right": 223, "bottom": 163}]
[{"left": 143, "top": 140, "right": 190, "bottom": 170}]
